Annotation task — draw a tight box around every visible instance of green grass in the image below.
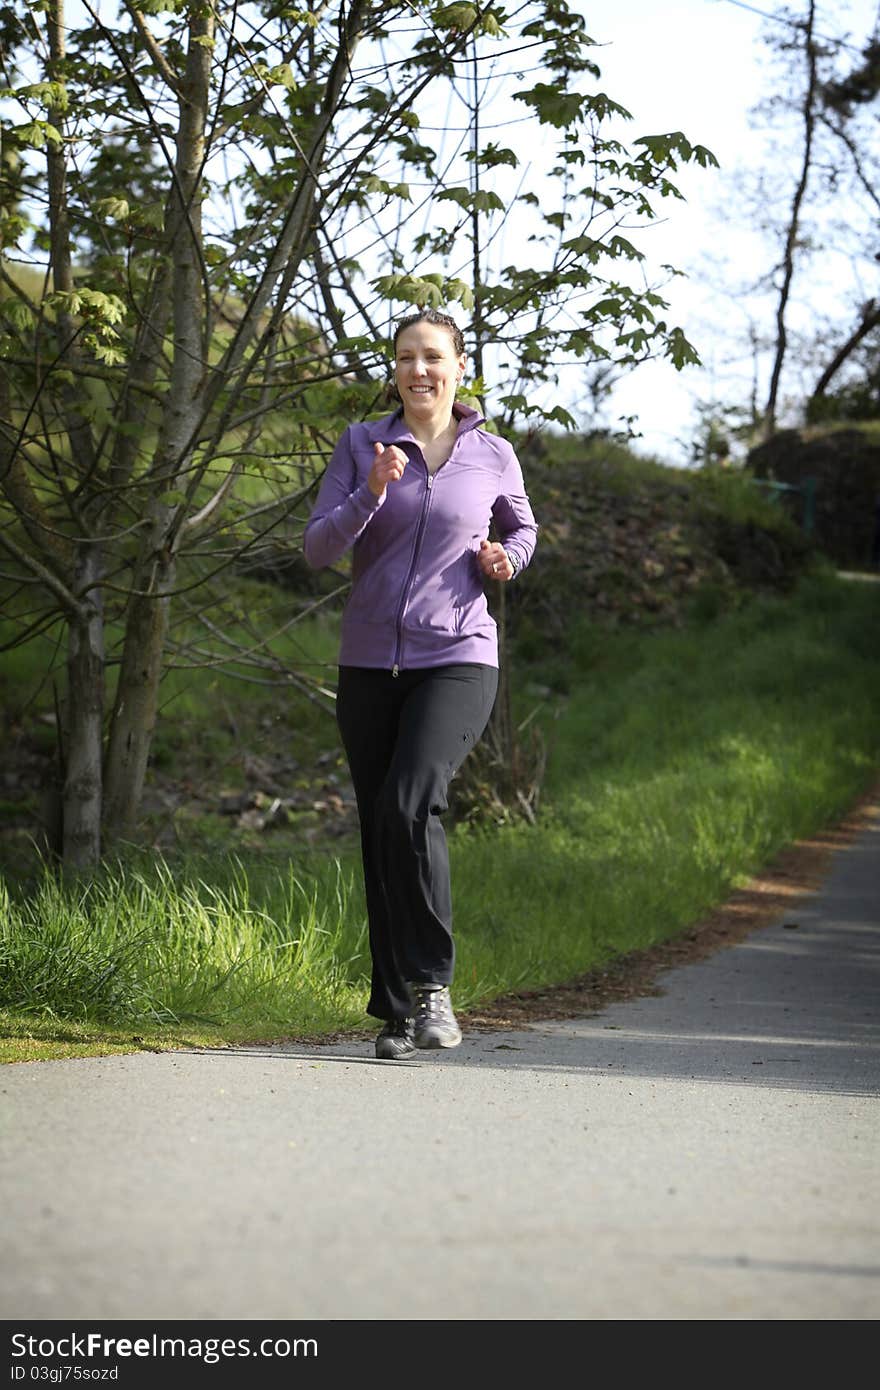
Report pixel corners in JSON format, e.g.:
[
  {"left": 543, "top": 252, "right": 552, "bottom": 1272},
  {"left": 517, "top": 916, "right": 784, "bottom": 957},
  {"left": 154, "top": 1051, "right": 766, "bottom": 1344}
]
[
  {"left": 448, "top": 573, "right": 880, "bottom": 1002},
  {"left": 0, "top": 855, "right": 370, "bottom": 1041},
  {"left": 687, "top": 460, "right": 806, "bottom": 530},
  {"left": 1, "top": 570, "right": 879, "bottom": 1062}
]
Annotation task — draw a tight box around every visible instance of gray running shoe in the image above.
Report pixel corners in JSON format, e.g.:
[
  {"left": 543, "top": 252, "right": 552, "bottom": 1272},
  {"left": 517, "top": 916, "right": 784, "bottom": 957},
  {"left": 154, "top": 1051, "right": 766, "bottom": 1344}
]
[
  {"left": 375, "top": 1017, "right": 416, "bottom": 1060},
  {"left": 411, "top": 984, "right": 462, "bottom": 1049}
]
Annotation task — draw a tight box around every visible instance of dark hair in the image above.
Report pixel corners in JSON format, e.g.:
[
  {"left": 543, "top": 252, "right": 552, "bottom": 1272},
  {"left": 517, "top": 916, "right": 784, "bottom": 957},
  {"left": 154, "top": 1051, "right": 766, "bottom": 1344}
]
[{"left": 392, "top": 308, "right": 466, "bottom": 357}]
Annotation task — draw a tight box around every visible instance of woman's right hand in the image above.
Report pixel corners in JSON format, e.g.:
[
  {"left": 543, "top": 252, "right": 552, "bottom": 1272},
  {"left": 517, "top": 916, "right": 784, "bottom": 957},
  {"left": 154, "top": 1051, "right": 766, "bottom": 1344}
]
[{"left": 368, "top": 442, "right": 408, "bottom": 498}]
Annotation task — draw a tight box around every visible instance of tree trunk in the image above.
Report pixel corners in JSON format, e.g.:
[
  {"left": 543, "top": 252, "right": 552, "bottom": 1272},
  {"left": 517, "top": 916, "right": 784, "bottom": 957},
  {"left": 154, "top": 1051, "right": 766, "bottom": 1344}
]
[
  {"left": 761, "top": 1, "right": 817, "bottom": 441},
  {"left": 103, "top": 5, "right": 371, "bottom": 841},
  {"left": 62, "top": 547, "right": 105, "bottom": 868},
  {"left": 102, "top": 550, "right": 174, "bottom": 837},
  {"left": 46, "top": 0, "right": 94, "bottom": 476},
  {"left": 103, "top": 10, "right": 212, "bottom": 841}
]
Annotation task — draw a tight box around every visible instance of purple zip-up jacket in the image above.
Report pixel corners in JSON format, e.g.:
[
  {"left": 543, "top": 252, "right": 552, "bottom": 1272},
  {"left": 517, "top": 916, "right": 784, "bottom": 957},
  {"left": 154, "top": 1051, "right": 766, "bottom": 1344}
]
[{"left": 303, "top": 404, "right": 538, "bottom": 670}]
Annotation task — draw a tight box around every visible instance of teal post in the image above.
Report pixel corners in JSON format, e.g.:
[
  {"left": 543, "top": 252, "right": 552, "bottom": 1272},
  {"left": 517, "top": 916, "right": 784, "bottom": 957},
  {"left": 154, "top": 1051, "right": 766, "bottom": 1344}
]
[{"left": 801, "top": 477, "right": 817, "bottom": 536}]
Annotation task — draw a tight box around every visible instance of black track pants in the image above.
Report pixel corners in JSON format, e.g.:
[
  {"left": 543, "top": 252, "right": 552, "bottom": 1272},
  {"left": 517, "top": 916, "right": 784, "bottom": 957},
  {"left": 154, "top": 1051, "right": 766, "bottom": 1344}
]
[{"left": 335, "top": 663, "right": 498, "bottom": 1021}]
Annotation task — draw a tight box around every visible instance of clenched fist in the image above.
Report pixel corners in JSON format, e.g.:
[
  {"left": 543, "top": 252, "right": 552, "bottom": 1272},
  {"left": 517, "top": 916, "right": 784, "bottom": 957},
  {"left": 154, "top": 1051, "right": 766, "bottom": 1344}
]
[
  {"left": 478, "top": 538, "right": 514, "bottom": 581},
  {"left": 368, "top": 442, "right": 408, "bottom": 498}
]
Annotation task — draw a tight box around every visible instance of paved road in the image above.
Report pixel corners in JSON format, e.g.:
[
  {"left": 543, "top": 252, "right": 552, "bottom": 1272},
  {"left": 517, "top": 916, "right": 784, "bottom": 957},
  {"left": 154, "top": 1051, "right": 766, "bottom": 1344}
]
[{"left": 2, "top": 807, "right": 879, "bottom": 1322}]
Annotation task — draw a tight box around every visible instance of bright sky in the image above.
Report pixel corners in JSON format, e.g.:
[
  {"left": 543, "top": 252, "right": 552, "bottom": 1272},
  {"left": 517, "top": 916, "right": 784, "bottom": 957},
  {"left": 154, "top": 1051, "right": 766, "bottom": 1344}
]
[
  {"left": 35, "top": 0, "right": 880, "bottom": 467},
  {"left": 564, "top": 0, "right": 879, "bottom": 464}
]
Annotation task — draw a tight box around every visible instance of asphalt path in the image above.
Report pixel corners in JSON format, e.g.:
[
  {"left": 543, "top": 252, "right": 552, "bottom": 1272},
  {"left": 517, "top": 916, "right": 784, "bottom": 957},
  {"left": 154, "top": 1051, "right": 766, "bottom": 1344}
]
[{"left": 2, "top": 806, "right": 879, "bottom": 1324}]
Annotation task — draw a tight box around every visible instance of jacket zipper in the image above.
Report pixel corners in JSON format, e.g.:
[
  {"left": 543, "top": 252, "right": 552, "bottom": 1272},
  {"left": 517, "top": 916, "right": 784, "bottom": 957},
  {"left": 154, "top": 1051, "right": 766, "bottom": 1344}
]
[{"left": 392, "top": 468, "right": 435, "bottom": 676}]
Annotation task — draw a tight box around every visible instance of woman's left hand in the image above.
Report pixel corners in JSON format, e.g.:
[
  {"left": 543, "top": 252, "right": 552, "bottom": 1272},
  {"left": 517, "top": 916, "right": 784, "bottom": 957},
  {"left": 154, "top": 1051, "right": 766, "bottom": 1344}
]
[{"left": 478, "top": 538, "right": 514, "bottom": 581}]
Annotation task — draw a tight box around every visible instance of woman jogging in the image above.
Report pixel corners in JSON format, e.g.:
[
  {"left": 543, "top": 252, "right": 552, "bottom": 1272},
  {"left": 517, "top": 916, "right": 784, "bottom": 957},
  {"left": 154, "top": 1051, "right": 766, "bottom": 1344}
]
[{"left": 303, "top": 308, "right": 538, "bottom": 1059}]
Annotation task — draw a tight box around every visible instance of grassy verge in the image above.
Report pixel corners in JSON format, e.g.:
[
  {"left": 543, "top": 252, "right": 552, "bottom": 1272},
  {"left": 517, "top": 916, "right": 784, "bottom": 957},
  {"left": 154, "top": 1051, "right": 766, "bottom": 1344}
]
[
  {"left": 2, "top": 571, "right": 879, "bottom": 1063},
  {"left": 449, "top": 571, "right": 879, "bottom": 1001}
]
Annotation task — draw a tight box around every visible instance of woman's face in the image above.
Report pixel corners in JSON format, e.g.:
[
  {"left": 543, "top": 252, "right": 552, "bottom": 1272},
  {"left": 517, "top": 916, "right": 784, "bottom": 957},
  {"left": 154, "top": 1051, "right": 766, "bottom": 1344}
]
[{"left": 394, "top": 323, "right": 466, "bottom": 423}]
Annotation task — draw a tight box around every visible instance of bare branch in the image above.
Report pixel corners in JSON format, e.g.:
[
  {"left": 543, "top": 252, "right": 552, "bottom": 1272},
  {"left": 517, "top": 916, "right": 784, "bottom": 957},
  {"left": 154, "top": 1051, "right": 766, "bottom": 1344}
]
[
  {"left": 763, "top": 2, "right": 819, "bottom": 440},
  {"left": 0, "top": 522, "right": 80, "bottom": 615},
  {"left": 123, "top": 0, "right": 183, "bottom": 96},
  {"left": 810, "top": 298, "right": 880, "bottom": 400},
  {"left": 819, "top": 109, "right": 880, "bottom": 214}
]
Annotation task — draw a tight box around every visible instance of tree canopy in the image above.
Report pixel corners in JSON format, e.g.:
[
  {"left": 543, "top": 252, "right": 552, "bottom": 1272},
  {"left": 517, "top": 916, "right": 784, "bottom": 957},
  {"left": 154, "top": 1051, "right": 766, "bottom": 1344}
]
[{"left": 0, "top": 0, "right": 715, "bottom": 865}]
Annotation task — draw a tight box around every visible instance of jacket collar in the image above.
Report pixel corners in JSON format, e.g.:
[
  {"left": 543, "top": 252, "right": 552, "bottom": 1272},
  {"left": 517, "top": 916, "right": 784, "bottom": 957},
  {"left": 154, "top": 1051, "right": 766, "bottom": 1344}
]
[{"left": 365, "top": 402, "right": 485, "bottom": 445}]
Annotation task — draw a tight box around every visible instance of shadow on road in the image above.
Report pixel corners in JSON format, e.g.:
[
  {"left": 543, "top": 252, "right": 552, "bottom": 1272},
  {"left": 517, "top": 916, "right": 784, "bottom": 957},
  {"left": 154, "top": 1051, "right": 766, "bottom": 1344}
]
[{"left": 184, "top": 913, "right": 880, "bottom": 1099}]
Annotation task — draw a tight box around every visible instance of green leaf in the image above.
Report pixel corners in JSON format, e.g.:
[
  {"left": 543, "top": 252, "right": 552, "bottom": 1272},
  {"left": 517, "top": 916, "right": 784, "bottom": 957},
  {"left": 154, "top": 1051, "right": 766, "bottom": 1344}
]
[
  {"left": 433, "top": 3, "right": 478, "bottom": 31},
  {"left": 608, "top": 235, "right": 643, "bottom": 261},
  {"left": 591, "top": 298, "right": 623, "bottom": 319},
  {"left": 269, "top": 63, "right": 296, "bottom": 90},
  {"left": 545, "top": 404, "right": 577, "bottom": 429},
  {"left": 437, "top": 187, "right": 504, "bottom": 213},
  {"left": 561, "top": 234, "right": 602, "bottom": 263},
  {"left": 373, "top": 274, "right": 443, "bottom": 307},
  {"left": 616, "top": 328, "right": 649, "bottom": 354},
  {"left": 51, "top": 289, "right": 82, "bottom": 316},
  {"left": 135, "top": 0, "right": 188, "bottom": 13},
  {"left": 8, "top": 80, "right": 69, "bottom": 112},
  {"left": 372, "top": 271, "right": 473, "bottom": 310},
  {"left": 498, "top": 393, "right": 531, "bottom": 415},
  {"left": 634, "top": 132, "right": 718, "bottom": 172},
  {"left": 334, "top": 334, "right": 379, "bottom": 355},
  {"left": 586, "top": 93, "right": 632, "bottom": 122},
  {"left": 436, "top": 187, "right": 472, "bottom": 209},
  {"left": 96, "top": 196, "right": 130, "bottom": 222},
  {"left": 512, "top": 84, "right": 589, "bottom": 128},
  {"left": 363, "top": 175, "right": 412, "bottom": 201},
  {"left": 92, "top": 343, "right": 127, "bottom": 367},
  {"left": 468, "top": 144, "right": 518, "bottom": 169},
  {"left": 692, "top": 144, "right": 720, "bottom": 169},
  {"left": 0, "top": 298, "right": 35, "bottom": 329},
  {"left": 277, "top": 7, "right": 320, "bottom": 26},
  {"left": 665, "top": 327, "right": 702, "bottom": 371},
  {"left": 137, "top": 203, "right": 166, "bottom": 230},
  {"left": 14, "top": 120, "right": 63, "bottom": 149},
  {"left": 78, "top": 288, "right": 127, "bottom": 325},
  {"left": 445, "top": 279, "right": 474, "bottom": 310}
]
